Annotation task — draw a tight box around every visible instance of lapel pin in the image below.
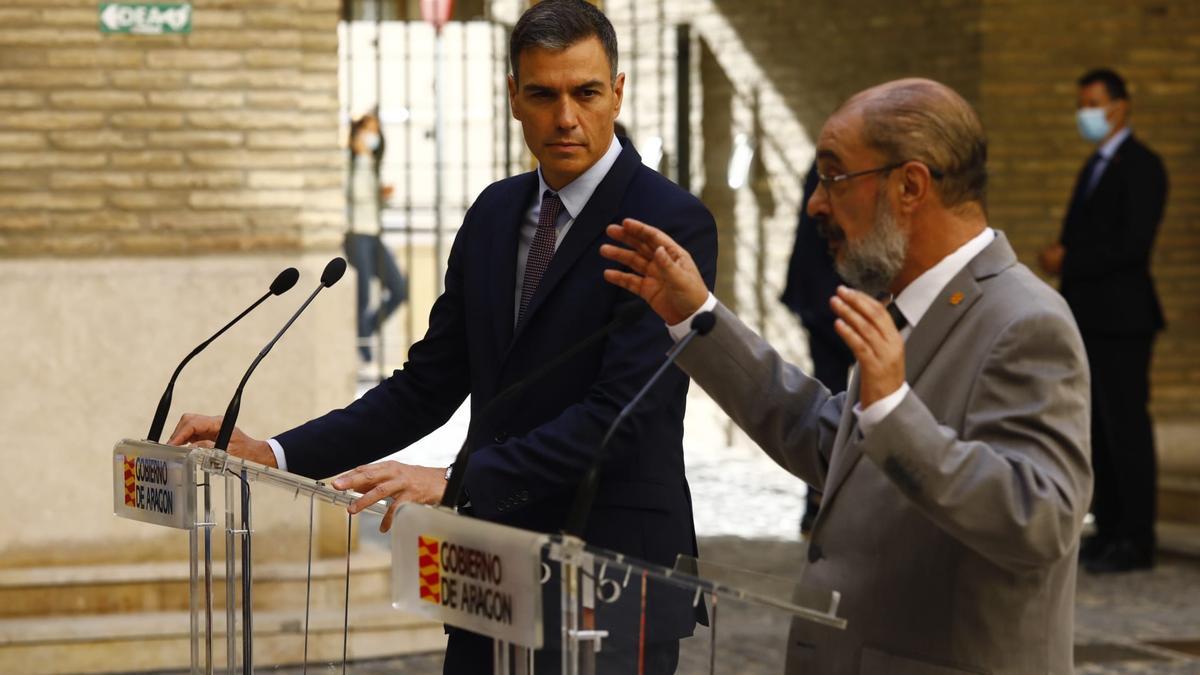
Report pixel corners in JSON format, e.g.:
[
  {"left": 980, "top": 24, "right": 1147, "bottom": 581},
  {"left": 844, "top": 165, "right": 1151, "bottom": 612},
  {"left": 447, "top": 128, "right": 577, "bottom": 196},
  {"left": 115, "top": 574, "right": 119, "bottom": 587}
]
[{"left": 949, "top": 291, "right": 964, "bottom": 306}]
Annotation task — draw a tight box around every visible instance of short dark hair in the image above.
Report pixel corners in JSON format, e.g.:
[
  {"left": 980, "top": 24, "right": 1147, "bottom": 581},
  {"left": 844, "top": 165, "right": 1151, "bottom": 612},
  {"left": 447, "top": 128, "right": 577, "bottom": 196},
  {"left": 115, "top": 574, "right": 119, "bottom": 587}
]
[
  {"left": 509, "top": 0, "right": 618, "bottom": 84},
  {"left": 1078, "top": 68, "right": 1129, "bottom": 101}
]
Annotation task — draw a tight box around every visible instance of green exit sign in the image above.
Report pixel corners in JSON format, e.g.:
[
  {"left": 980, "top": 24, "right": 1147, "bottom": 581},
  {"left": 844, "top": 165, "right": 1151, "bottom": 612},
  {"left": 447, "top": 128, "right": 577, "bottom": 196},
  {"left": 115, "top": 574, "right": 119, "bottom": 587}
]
[{"left": 99, "top": 2, "right": 192, "bottom": 35}]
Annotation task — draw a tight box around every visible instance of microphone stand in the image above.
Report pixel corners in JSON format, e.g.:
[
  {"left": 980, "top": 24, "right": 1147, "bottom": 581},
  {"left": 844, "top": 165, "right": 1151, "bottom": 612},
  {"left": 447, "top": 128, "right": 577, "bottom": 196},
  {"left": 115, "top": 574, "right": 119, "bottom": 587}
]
[
  {"left": 212, "top": 258, "right": 345, "bottom": 674},
  {"left": 564, "top": 311, "right": 716, "bottom": 537},
  {"left": 439, "top": 303, "right": 643, "bottom": 508}
]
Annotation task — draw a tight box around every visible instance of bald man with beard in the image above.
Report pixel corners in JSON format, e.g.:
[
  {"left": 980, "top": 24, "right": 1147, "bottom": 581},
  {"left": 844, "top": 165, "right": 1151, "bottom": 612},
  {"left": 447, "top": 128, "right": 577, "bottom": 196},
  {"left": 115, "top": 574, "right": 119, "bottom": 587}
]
[{"left": 601, "top": 79, "right": 1092, "bottom": 674}]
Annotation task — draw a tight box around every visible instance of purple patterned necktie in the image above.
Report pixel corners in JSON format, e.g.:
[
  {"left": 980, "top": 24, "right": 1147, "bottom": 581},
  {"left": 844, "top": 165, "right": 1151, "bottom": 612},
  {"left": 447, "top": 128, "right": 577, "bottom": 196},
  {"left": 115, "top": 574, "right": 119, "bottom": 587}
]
[{"left": 518, "top": 190, "right": 563, "bottom": 327}]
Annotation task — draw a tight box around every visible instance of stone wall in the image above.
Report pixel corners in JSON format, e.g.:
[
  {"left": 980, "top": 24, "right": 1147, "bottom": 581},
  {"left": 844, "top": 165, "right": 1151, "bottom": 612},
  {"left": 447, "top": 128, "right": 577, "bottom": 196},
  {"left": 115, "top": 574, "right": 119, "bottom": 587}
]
[
  {"left": 0, "top": 0, "right": 355, "bottom": 566},
  {"left": 610, "top": 0, "right": 1199, "bottom": 425},
  {"left": 0, "top": 0, "right": 346, "bottom": 257},
  {"left": 978, "top": 0, "right": 1200, "bottom": 423}
]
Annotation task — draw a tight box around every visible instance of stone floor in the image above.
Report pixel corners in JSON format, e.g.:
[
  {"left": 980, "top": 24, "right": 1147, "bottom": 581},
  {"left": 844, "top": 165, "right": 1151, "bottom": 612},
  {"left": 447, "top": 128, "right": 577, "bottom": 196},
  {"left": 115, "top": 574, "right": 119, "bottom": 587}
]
[{"left": 155, "top": 535, "right": 1200, "bottom": 675}]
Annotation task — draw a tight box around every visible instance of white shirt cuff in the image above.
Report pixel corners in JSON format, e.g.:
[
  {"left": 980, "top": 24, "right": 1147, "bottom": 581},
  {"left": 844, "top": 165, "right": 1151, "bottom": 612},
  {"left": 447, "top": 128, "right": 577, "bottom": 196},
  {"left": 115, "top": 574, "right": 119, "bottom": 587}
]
[
  {"left": 266, "top": 437, "right": 288, "bottom": 472},
  {"left": 853, "top": 382, "right": 910, "bottom": 436},
  {"left": 667, "top": 293, "right": 718, "bottom": 342}
]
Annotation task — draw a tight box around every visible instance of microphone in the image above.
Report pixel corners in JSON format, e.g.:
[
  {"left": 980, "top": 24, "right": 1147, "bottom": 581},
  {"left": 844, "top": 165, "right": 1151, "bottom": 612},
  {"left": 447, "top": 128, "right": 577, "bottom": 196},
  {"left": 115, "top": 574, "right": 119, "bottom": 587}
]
[
  {"left": 563, "top": 310, "right": 716, "bottom": 537},
  {"left": 439, "top": 302, "right": 644, "bottom": 508},
  {"left": 213, "top": 257, "right": 347, "bottom": 451},
  {"left": 210, "top": 257, "right": 344, "bottom": 675},
  {"left": 146, "top": 267, "right": 299, "bottom": 443}
]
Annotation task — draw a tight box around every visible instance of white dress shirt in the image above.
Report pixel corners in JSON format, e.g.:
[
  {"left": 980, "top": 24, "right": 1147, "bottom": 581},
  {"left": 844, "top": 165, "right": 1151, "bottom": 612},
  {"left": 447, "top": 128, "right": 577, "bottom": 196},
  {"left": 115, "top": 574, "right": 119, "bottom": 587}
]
[
  {"left": 268, "top": 135, "right": 623, "bottom": 472},
  {"left": 514, "top": 135, "right": 622, "bottom": 325},
  {"left": 670, "top": 227, "right": 996, "bottom": 437},
  {"left": 1084, "top": 126, "right": 1131, "bottom": 197}
]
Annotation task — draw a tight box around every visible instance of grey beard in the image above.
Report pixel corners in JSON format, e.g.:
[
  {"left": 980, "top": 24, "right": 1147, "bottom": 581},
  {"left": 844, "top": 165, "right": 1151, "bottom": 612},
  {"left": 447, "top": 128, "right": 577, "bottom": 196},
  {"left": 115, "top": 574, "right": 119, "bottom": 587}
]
[{"left": 834, "top": 187, "right": 908, "bottom": 296}]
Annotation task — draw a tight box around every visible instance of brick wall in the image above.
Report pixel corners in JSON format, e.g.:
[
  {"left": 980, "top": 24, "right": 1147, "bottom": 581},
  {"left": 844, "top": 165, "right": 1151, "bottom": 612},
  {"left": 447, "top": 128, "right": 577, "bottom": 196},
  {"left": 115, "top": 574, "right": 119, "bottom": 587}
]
[
  {"left": 0, "top": 0, "right": 345, "bottom": 257},
  {"left": 978, "top": 0, "right": 1200, "bottom": 421},
  {"left": 614, "top": 0, "right": 1197, "bottom": 423}
]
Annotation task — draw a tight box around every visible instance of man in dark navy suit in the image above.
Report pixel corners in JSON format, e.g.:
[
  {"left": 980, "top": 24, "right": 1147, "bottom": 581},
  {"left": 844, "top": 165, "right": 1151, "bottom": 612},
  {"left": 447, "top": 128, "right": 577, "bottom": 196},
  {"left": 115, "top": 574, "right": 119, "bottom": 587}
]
[
  {"left": 171, "top": 0, "right": 716, "bottom": 670},
  {"left": 1040, "top": 67, "right": 1168, "bottom": 574}
]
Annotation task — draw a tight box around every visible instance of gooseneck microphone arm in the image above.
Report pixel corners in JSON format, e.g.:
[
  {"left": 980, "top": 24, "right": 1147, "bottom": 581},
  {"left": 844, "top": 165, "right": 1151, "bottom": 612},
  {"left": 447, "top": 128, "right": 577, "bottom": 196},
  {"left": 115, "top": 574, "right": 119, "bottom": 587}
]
[
  {"left": 213, "top": 259, "right": 346, "bottom": 452},
  {"left": 439, "top": 302, "right": 644, "bottom": 508},
  {"left": 147, "top": 268, "right": 299, "bottom": 443},
  {"left": 563, "top": 311, "right": 717, "bottom": 537},
  {"left": 206, "top": 257, "right": 344, "bottom": 675}
]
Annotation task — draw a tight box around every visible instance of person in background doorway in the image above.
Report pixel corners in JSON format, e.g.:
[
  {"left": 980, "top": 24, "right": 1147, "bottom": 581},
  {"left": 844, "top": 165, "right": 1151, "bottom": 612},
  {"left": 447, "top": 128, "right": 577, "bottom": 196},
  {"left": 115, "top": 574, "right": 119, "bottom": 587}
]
[
  {"left": 781, "top": 160, "right": 855, "bottom": 535},
  {"left": 1039, "top": 68, "right": 1168, "bottom": 573},
  {"left": 347, "top": 111, "right": 408, "bottom": 372}
]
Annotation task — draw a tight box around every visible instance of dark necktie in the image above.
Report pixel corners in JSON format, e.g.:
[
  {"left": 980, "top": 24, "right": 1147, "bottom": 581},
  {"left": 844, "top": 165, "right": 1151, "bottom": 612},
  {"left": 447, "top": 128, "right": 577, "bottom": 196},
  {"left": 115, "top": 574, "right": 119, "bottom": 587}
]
[
  {"left": 518, "top": 190, "right": 563, "bottom": 327},
  {"left": 886, "top": 302, "right": 908, "bottom": 331},
  {"left": 1070, "top": 152, "right": 1103, "bottom": 207}
]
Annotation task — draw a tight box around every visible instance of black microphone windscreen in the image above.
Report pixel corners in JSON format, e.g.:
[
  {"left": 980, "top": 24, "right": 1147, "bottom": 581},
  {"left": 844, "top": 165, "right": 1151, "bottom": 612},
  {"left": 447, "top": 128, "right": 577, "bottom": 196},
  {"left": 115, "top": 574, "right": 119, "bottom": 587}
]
[
  {"left": 270, "top": 267, "right": 300, "bottom": 295},
  {"left": 320, "top": 257, "right": 347, "bottom": 287},
  {"left": 691, "top": 310, "right": 717, "bottom": 336}
]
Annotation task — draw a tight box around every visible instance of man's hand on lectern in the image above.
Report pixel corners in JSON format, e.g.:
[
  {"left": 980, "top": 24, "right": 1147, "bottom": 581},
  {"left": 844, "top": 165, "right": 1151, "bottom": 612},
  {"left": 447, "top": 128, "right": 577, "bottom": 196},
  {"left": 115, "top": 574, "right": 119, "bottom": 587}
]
[
  {"left": 167, "top": 413, "right": 277, "bottom": 468},
  {"left": 332, "top": 462, "right": 448, "bottom": 532},
  {"left": 600, "top": 218, "right": 709, "bottom": 325}
]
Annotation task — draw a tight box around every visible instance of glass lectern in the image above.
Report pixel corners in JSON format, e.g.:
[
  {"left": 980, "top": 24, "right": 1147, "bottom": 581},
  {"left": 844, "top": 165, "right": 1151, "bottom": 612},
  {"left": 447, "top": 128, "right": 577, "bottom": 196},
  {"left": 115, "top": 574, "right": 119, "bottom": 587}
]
[{"left": 114, "top": 439, "right": 845, "bottom": 673}]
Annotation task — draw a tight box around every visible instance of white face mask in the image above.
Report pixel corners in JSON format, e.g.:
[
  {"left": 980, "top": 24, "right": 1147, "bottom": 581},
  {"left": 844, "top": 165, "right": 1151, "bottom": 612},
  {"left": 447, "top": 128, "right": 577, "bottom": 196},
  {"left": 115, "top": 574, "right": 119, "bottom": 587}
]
[
  {"left": 361, "top": 132, "right": 381, "bottom": 151},
  {"left": 1076, "top": 107, "right": 1111, "bottom": 143}
]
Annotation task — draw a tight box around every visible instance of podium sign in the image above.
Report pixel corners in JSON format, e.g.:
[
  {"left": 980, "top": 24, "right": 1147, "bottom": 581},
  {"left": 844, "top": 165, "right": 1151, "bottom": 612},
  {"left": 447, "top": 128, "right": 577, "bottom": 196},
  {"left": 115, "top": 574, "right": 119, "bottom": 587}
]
[
  {"left": 391, "top": 504, "right": 549, "bottom": 648},
  {"left": 111, "top": 439, "right": 195, "bottom": 530}
]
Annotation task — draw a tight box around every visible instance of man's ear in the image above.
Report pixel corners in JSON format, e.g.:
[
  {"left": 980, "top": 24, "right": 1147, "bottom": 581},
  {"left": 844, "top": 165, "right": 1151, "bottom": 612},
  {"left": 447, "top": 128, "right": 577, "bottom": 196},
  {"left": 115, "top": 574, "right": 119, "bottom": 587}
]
[
  {"left": 1112, "top": 98, "right": 1131, "bottom": 126},
  {"left": 508, "top": 74, "right": 520, "bottom": 120},
  {"left": 897, "top": 162, "right": 932, "bottom": 212},
  {"left": 612, "top": 72, "right": 626, "bottom": 117}
]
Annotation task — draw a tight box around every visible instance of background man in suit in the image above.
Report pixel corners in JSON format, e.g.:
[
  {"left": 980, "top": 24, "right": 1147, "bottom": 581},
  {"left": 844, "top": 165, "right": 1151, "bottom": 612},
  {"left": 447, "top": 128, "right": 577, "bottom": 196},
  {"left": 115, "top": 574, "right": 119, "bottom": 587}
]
[
  {"left": 1039, "top": 68, "right": 1168, "bottom": 574},
  {"left": 602, "top": 79, "right": 1091, "bottom": 674},
  {"left": 170, "top": 1, "right": 717, "bottom": 671},
  {"left": 780, "top": 161, "right": 855, "bottom": 534}
]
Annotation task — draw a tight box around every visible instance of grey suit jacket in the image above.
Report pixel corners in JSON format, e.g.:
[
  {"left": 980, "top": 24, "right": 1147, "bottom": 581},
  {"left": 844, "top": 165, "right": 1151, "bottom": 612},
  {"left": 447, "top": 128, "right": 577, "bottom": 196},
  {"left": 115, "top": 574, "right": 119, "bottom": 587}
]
[{"left": 678, "top": 232, "right": 1091, "bottom": 674}]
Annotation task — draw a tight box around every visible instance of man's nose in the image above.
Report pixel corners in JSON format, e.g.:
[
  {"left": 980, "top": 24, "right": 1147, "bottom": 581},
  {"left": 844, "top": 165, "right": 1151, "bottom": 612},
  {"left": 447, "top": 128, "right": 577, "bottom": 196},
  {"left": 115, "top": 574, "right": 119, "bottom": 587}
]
[
  {"left": 808, "top": 183, "right": 830, "bottom": 218},
  {"left": 555, "top": 97, "right": 579, "bottom": 129}
]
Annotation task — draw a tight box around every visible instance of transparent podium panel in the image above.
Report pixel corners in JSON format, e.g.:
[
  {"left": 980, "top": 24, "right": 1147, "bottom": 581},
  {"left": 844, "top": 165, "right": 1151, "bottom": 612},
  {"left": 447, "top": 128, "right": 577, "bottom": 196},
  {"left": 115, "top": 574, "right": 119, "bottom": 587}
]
[
  {"left": 114, "top": 440, "right": 437, "bottom": 674},
  {"left": 523, "top": 535, "right": 845, "bottom": 675},
  {"left": 113, "top": 439, "right": 845, "bottom": 674}
]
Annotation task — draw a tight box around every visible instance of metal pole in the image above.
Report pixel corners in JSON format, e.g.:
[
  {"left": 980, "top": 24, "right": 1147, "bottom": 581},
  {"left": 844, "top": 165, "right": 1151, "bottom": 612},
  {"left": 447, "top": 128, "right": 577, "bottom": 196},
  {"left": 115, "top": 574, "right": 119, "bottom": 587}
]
[
  {"left": 491, "top": 17, "right": 501, "bottom": 185},
  {"left": 225, "top": 474, "right": 237, "bottom": 674},
  {"left": 434, "top": 27, "right": 445, "bottom": 293},
  {"left": 503, "top": 25, "right": 513, "bottom": 177},
  {"left": 374, "top": 0, "right": 387, "bottom": 378},
  {"left": 189, "top": 503, "right": 199, "bottom": 673},
  {"left": 240, "top": 471, "right": 253, "bottom": 675},
  {"left": 204, "top": 473, "right": 216, "bottom": 672},
  {"left": 674, "top": 24, "right": 690, "bottom": 191},
  {"left": 462, "top": 19, "right": 470, "bottom": 220},
  {"left": 203, "top": 474, "right": 214, "bottom": 675},
  {"left": 629, "top": 0, "right": 637, "bottom": 136},
  {"left": 657, "top": 0, "right": 666, "bottom": 175},
  {"left": 404, "top": 19, "right": 415, "bottom": 352}
]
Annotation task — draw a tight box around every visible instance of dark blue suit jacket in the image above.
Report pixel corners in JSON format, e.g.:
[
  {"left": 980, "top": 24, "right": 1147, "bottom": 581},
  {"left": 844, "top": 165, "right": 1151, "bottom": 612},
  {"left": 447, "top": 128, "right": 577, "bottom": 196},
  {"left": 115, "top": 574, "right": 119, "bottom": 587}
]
[
  {"left": 1060, "top": 133, "right": 1167, "bottom": 336},
  {"left": 277, "top": 139, "right": 717, "bottom": 621}
]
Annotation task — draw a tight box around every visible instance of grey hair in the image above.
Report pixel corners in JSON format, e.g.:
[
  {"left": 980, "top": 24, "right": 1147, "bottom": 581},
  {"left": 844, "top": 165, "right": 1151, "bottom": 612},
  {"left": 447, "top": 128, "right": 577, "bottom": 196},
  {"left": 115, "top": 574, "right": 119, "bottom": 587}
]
[
  {"left": 847, "top": 78, "right": 988, "bottom": 210},
  {"left": 509, "top": 0, "right": 618, "bottom": 84}
]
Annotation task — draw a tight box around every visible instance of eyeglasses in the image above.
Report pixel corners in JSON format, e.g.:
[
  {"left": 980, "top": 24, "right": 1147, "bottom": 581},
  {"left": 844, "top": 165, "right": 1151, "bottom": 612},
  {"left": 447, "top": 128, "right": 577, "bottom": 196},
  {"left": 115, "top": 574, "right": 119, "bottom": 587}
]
[{"left": 816, "top": 161, "right": 944, "bottom": 190}]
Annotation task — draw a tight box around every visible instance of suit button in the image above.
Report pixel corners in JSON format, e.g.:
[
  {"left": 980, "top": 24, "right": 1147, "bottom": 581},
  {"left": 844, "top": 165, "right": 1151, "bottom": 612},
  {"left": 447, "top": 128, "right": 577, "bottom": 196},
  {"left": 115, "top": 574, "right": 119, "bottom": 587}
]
[
  {"left": 493, "top": 432, "right": 509, "bottom": 443},
  {"left": 807, "top": 543, "right": 823, "bottom": 563}
]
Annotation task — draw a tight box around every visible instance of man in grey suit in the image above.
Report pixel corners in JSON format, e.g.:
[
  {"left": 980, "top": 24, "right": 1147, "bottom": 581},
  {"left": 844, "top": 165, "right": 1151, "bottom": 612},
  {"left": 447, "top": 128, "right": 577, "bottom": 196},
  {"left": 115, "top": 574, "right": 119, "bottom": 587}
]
[{"left": 601, "top": 79, "right": 1092, "bottom": 674}]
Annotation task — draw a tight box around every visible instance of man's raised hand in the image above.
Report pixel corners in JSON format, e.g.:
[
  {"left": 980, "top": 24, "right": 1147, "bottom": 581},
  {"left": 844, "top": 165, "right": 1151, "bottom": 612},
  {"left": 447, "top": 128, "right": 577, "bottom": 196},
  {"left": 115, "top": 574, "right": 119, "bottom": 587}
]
[{"left": 600, "top": 218, "right": 708, "bottom": 325}]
